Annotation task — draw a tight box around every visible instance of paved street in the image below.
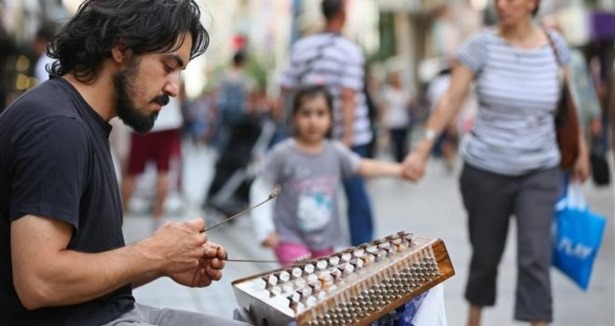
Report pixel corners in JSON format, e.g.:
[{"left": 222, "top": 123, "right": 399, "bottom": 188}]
[{"left": 123, "top": 142, "right": 614, "bottom": 325}]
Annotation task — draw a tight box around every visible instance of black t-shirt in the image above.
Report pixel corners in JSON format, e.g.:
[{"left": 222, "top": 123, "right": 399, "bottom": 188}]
[{"left": 0, "top": 77, "right": 135, "bottom": 325}]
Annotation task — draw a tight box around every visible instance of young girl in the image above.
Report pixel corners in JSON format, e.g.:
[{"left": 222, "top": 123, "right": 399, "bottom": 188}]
[{"left": 250, "top": 85, "right": 410, "bottom": 266}]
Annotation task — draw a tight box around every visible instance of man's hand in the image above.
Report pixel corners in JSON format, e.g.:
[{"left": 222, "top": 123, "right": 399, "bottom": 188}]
[
  {"left": 139, "top": 218, "right": 208, "bottom": 276},
  {"left": 169, "top": 241, "right": 227, "bottom": 288}
]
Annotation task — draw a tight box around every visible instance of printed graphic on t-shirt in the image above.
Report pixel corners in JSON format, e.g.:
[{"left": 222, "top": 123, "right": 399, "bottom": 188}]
[{"left": 297, "top": 190, "right": 333, "bottom": 232}]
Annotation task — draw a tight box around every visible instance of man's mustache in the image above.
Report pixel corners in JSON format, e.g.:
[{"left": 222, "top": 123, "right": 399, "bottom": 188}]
[{"left": 153, "top": 95, "right": 170, "bottom": 106}]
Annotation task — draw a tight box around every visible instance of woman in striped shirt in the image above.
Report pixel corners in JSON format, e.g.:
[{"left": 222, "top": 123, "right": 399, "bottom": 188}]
[{"left": 403, "top": 0, "right": 589, "bottom": 325}]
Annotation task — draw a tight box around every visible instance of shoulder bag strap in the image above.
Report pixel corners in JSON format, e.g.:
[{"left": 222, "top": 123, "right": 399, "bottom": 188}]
[
  {"left": 297, "top": 33, "right": 339, "bottom": 85},
  {"left": 543, "top": 28, "right": 563, "bottom": 67},
  {"left": 543, "top": 28, "right": 569, "bottom": 121}
]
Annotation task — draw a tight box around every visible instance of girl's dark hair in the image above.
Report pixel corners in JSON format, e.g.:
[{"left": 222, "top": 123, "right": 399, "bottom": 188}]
[
  {"left": 292, "top": 85, "right": 334, "bottom": 138},
  {"left": 49, "top": 0, "right": 209, "bottom": 83},
  {"left": 292, "top": 85, "right": 333, "bottom": 116}
]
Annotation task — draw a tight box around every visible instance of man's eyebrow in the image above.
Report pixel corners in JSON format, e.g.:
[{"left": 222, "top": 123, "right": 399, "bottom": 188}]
[{"left": 164, "top": 54, "right": 186, "bottom": 70}]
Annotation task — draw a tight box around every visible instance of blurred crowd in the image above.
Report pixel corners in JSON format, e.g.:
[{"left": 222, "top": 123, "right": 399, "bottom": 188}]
[
  {"left": 0, "top": 1, "right": 612, "bottom": 221},
  {"left": 1, "top": 2, "right": 613, "bottom": 220}
]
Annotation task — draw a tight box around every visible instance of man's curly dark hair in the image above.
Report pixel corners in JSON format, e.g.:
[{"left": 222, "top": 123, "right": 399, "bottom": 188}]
[{"left": 48, "top": 0, "right": 209, "bottom": 83}]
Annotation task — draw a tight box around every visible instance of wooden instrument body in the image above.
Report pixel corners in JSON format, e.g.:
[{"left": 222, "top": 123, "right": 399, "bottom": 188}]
[{"left": 232, "top": 232, "right": 454, "bottom": 326}]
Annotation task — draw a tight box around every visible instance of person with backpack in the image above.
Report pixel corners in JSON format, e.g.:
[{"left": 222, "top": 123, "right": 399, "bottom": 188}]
[{"left": 215, "top": 51, "right": 256, "bottom": 153}]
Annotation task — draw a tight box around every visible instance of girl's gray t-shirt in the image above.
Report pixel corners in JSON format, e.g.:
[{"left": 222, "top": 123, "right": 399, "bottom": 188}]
[{"left": 261, "top": 139, "right": 360, "bottom": 250}]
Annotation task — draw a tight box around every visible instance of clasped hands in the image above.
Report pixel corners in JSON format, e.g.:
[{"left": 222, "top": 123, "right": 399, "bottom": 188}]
[{"left": 401, "top": 151, "right": 429, "bottom": 182}]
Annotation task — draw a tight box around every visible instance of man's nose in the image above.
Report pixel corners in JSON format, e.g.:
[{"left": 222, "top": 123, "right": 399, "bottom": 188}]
[{"left": 163, "top": 72, "right": 181, "bottom": 97}]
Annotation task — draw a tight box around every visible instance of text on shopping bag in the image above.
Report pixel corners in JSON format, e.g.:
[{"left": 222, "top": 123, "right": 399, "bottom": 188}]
[{"left": 556, "top": 237, "right": 593, "bottom": 260}]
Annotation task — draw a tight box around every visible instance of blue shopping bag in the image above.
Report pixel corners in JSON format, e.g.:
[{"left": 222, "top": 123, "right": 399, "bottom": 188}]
[{"left": 553, "top": 182, "right": 607, "bottom": 290}]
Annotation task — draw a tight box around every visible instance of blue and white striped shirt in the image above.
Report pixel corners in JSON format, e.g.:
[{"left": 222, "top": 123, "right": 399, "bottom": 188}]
[{"left": 457, "top": 27, "right": 571, "bottom": 175}]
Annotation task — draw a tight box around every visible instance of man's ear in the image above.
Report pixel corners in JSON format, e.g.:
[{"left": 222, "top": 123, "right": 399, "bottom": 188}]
[{"left": 111, "top": 42, "right": 130, "bottom": 64}]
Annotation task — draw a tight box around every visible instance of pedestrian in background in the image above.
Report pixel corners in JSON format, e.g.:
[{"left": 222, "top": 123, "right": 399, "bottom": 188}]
[
  {"left": 432, "top": 62, "right": 479, "bottom": 174},
  {"left": 425, "top": 64, "right": 462, "bottom": 173},
  {"left": 541, "top": 18, "right": 604, "bottom": 173},
  {"left": 363, "top": 65, "right": 381, "bottom": 159},
  {"left": 380, "top": 69, "right": 414, "bottom": 163},
  {"left": 215, "top": 51, "right": 255, "bottom": 154},
  {"left": 121, "top": 96, "right": 184, "bottom": 229},
  {"left": 402, "top": 0, "right": 589, "bottom": 325},
  {"left": 0, "top": 1, "right": 248, "bottom": 325},
  {"left": 182, "top": 87, "right": 217, "bottom": 147},
  {"left": 279, "top": 0, "right": 375, "bottom": 247},
  {"left": 250, "top": 86, "right": 408, "bottom": 265}
]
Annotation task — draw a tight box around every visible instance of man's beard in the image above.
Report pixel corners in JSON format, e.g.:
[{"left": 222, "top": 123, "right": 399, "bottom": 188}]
[{"left": 113, "top": 60, "right": 159, "bottom": 133}]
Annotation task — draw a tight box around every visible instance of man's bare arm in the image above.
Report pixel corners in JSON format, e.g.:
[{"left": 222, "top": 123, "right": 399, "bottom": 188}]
[{"left": 11, "top": 215, "right": 207, "bottom": 309}]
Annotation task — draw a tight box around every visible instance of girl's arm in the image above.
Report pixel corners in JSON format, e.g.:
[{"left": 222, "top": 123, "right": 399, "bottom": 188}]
[
  {"left": 249, "top": 176, "right": 277, "bottom": 245},
  {"left": 356, "top": 159, "right": 403, "bottom": 178}
]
